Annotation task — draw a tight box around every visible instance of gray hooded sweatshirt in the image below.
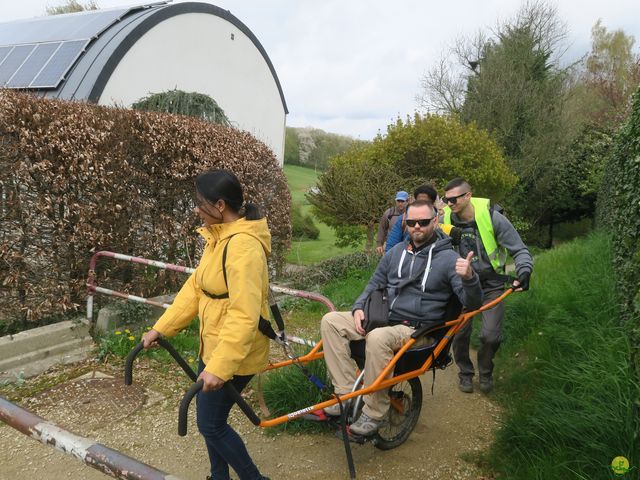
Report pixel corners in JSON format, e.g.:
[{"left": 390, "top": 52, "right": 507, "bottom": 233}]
[{"left": 353, "top": 231, "right": 483, "bottom": 324}]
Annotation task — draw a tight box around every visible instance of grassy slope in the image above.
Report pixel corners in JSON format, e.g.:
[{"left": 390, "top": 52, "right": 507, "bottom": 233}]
[
  {"left": 486, "top": 232, "right": 638, "bottom": 479},
  {"left": 284, "top": 164, "right": 362, "bottom": 264}
]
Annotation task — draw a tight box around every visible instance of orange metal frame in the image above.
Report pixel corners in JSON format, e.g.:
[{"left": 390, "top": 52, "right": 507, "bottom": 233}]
[{"left": 257, "top": 289, "right": 513, "bottom": 428}]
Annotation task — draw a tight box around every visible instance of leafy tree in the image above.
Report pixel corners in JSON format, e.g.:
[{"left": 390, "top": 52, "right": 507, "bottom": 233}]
[
  {"left": 551, "top": 127, "right": 613, "bottom": 226},
  {"left": 307, "top": 130, "right": 359, "bottom": 171},
  {"left": 132, "top": 89, "right": 231, "bottom": 126},
  {"left": 569, "top": 20, "right": 640, "bottom": 130},
  {"left": 284, "top": 127, "right": 301, "bottom": 165},
  {"left": 45, "top": 0, "right": 98, "bottom": 15},
  {"left": 308, "top": 114, "right": 515, "bottom": 250},
  {"left": 308, "top": 144, "right": 406, "bottom": 250},
  {"left": 380, "top": 114, "right": 516, "bottom": 199},
  {"left": 287, "top": 127, "right": 361, "bottom": 170},
  {"left": 451, "top": 2, "right": 573, "bottom": 244}
]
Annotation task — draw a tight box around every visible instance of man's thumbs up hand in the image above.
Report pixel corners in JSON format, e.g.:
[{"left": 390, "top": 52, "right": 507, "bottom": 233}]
[{"left": 455, "top": 251, "right": 475, "bottom": 280}]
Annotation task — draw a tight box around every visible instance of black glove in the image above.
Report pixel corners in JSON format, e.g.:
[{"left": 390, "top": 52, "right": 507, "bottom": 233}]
[{"left": 516, "top": 271, "right": 531, "bottom": 291}]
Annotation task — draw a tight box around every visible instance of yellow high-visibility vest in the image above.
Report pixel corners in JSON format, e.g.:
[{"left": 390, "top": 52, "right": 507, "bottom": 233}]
[{"left": 443, "top": 197, "right": 507, "bottom": 273}]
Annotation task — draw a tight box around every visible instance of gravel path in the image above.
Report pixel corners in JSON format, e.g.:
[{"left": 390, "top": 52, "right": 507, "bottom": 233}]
[{"left": 0, "top": 352, "right": 499, "bottom": 480}]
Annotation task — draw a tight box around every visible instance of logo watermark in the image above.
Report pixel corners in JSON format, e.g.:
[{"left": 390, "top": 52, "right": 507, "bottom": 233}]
[{"left": 611, "top": 456, "right": 631, "bottom": 476}]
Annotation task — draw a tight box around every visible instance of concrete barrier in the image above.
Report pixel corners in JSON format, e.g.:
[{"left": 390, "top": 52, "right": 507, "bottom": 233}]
[{"left": 0, "top": 319, "right": 93, "bottom": 382}]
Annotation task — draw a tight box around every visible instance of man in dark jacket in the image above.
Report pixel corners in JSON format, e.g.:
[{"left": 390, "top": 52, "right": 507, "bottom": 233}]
[
  {"left": 442, "top": 177, "right": 533, "bottom": 394},
  {"left": 320, "top": 201, "right": 483, "bottom": 436},
  {"left": 375, "top": 190, "right": 409, "bottom": 254}
]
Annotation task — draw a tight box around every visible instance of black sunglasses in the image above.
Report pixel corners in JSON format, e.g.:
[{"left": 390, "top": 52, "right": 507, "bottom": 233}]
[
  {"left": 442, "top": 191, "right": 469, "bottom": 205},
  {"left": 406, "top": 217, "right": 434, "bottom": 227}
]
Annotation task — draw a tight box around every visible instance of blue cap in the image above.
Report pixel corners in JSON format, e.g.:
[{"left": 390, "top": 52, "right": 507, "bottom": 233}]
[{"left": 395, "top": 191, "right": 409, "bottom": 201}]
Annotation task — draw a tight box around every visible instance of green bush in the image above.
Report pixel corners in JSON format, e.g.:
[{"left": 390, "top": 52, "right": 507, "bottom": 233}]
[
  {"left": 486, "top": 233, "right": 638, "bottom": 479},
  {"left": 291, "top": 204, "right": 320, "bottom": 240},
  {"left": 285, "top": 251, "right": 377, "bottom": 290},
  {"left": 597, "top": 87, "right": 640, "bottom": 470},
  {"left": 132, "top": 89, "right": 231, "bottom": 126}
]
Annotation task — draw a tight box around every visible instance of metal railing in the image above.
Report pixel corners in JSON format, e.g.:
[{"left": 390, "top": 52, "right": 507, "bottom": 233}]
[
  {"left": 0, "top": 396, "right": 181, "bottom": 480},
  {"left": 86, "top": 251, "right": 335, "bottom": 347}
]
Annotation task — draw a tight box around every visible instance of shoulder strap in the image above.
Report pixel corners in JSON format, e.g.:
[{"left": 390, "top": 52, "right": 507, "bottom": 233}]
[
  {"left": 221, "top": 234, "right": 237, "bottom": 289},
  {"left": 221, "top": 234, "right": 285, "bottom": 341}
]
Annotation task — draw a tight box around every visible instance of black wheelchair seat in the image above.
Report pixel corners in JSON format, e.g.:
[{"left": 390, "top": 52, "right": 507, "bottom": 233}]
[{"left": 349, "top": 297, "right": 462, "bottom": 375}]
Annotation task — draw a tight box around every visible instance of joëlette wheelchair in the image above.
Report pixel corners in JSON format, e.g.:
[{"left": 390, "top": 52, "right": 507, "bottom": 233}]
[{"left": 125, "top": 286, "right": 512, "bottom": 479}]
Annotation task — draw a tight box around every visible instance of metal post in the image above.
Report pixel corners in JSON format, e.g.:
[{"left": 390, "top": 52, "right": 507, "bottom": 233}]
[{"left": 0, "top": 396, "right": 181, "bottom": 480}]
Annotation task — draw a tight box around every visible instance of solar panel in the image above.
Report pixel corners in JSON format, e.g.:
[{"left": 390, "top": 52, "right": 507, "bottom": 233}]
[
  {"left": 0, "top": 44, "right": 36, "bottom": 85},
  {"left": 30, "top": 39, "right": 89, "bottom": 89},
  {"left": 0, "top": 46, "right": 12, "bottom": 66},
  {"left": 6, "top": 42, "right": 61, "bottom": 88}
]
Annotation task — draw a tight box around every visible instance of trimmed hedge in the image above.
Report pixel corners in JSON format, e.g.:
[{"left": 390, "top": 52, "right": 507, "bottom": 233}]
[
  {"left": 597, "top": 86, "right": 640, "bottom": 464},
  {"left": 0, "top": 90, "right": 290, "bottom": 328}
]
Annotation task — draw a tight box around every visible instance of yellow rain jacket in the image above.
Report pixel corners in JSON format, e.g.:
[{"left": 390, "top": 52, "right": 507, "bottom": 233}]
[{"left": 153, "top": 217, "right": 271, "bottom": 380}]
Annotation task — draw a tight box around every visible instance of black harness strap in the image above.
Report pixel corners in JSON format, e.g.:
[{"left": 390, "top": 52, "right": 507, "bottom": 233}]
[{"left": 201, "top": 234, "right": 280, "bottom": 341}]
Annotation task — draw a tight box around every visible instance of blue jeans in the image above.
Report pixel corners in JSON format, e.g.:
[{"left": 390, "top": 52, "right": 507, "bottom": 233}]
[{"left": 197, "top": 360, "right": 262, "bottom": 480}]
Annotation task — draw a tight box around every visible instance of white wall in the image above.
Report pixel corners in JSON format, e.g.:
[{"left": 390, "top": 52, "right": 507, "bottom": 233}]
[{"left": 98, "top": 13, "right": 286, "bottom": 164}]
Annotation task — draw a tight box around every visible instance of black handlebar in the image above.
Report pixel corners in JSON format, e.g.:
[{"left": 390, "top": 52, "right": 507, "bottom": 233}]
[
  {"left": 125, "top": 337, "right": 261, "bottom": 437},
  {"left": 124, "top": 341, "right": 144, "bottom": 386},
  {"left": 124, "top": 338, "right": 198, "bottom": 386}
]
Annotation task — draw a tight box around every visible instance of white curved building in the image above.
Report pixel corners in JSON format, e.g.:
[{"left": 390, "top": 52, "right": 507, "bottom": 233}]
[{"left": 0, "top": 2, "right": 288, "bottom": 163}]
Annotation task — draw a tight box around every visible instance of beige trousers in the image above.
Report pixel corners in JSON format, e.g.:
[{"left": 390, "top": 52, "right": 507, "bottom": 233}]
[{"left": 320, "top": 311, "right": 429, "bottom": 420}]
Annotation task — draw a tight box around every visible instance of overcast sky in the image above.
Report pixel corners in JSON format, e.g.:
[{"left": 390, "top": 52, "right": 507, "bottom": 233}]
[{"left": 3, "top": 0, "right": 640, "bottom": 139}]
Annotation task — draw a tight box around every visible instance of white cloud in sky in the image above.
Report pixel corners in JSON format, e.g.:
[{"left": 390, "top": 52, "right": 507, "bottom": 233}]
[{"left": 3, "top": 0, "right": 640, "bottom": 138}]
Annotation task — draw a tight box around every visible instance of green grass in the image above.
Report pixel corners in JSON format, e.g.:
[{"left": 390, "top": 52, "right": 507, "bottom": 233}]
[
  {"left": 284, "top": 164, "right": 318, "bottom": 205},
  {"left": 485, "top": 232, "right": 639, "bottom": 479},
  {"left": 260, "top": 262, "right": 376, "bottom": 432},
  {"left": 96, "top": 319, "right": 200, "bottom": 365},
  {"left": 283, "top": 164, "right": 365, "bottom": 264}
]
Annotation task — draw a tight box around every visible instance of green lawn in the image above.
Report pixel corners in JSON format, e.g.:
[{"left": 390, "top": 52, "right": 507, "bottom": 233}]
[{"left": 283, "top": 164, "right": 364, "bottom": 265}]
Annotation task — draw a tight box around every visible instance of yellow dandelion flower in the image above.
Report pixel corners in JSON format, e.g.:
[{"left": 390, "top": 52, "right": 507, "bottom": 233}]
[
  {"left": 115, "top": 331, "right": 122, "bottom": 335},
  {"left": 124, "top": 329, "right": 130, "bottom": 334},
  {"left": 128, "top": 335, "right": 135, "bottom": 341},
  {"left": 188, "top": 358, "right": 195, "bottom": 364}
]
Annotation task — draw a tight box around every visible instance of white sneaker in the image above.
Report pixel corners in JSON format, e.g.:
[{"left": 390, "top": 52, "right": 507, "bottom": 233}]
[{"left": 349, "top": 412, "right": 382, "bottom": 436}]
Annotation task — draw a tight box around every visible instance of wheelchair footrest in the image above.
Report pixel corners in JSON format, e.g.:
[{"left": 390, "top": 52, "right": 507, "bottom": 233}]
[{"left": 335, "top": 426, "right": 371, "bottom": 444}]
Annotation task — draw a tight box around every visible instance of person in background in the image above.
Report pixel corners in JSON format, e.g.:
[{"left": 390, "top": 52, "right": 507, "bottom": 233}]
[
  {"left": 385, "top": 184, "right": 448, "bottom": 253},
  {"left": 142, "top": 170, "right": 270, "bottom": 480},
  {"left": 376, "top": 190, "right": 409, "bottom": 254},
  {"left": 441, "top": 177, "right": 533, "bottom": 394}
]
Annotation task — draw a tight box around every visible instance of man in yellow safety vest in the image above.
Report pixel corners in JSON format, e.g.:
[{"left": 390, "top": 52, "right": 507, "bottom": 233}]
[{"left": 442, "top": 178, "right": 533, "bottom": 394}]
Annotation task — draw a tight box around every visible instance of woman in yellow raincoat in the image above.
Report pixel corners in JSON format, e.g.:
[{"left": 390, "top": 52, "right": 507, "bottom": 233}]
[{"left": 143, "top": 169, "right": 271, "bottom": 480}]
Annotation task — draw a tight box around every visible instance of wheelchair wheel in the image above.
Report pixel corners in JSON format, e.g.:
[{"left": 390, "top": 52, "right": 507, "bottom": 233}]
[{"left": 373, "top": 377, "right": 422, "bottom": 450}]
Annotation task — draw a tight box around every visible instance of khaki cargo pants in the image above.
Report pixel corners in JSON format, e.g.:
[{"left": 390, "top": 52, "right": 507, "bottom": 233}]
[{"left": 320, "top": 311, "right": 431, "bottom": 420}]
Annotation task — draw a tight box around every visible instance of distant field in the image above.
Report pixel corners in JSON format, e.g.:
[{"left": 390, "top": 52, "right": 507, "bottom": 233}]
[{"left": 283, "top": 165, "right": 363, "bottom": 264}]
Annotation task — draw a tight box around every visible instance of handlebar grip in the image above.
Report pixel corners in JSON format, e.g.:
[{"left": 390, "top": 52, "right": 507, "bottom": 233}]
[
  {"left": 178, "top": 380, "right": 203, "bottom": 436},
  {"left": 124, "top": 341, "right": 144, "bottom": 385},
  {"left": 223, "top": 383, "right": 261, "bottom": 426}
]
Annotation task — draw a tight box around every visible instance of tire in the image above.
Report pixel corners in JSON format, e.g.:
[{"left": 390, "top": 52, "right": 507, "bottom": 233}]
[{"left": 373, "top": 377, "right": 422, "bottom": 450}]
